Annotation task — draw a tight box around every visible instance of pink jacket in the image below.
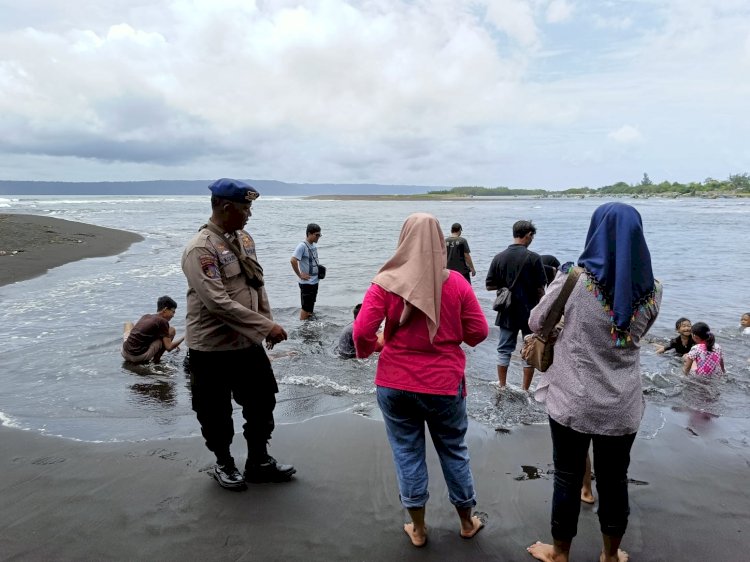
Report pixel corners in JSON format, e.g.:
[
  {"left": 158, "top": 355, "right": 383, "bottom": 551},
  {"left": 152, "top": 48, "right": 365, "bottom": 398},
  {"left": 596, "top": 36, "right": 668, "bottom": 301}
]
[{"left": 354, "top": 271, "right": 488, "bottom": 396}]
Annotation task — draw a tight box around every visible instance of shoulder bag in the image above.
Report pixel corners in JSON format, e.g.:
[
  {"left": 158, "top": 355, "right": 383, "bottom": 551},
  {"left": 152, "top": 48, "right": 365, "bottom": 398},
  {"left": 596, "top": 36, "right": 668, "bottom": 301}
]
[
  {"left": 521, "top": 267, "right": 582, "bottom": 372},
  {"left": 492, "top": 254, "right": 529, "bottom": 312}
]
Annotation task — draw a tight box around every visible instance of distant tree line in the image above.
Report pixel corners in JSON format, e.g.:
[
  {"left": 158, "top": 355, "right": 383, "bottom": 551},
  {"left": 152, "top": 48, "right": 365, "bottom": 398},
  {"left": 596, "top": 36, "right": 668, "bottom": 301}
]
[{"left": 428, "top": 173, "right": 750, "bottom": 197}]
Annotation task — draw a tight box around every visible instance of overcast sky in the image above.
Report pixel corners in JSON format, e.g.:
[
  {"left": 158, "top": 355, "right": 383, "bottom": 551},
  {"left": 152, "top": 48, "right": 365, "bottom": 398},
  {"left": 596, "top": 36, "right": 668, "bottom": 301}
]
[{"left": 1, "top": 0, "right": 748, "bottom": 188}]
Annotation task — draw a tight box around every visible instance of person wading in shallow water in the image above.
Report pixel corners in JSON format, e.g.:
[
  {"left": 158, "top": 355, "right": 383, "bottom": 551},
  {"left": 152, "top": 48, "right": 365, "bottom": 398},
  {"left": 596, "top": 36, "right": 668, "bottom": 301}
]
[
  {"left": 486, "top": 220, "right": 547, "bottom": 390},
  {"left": 182, "top": 178, "right": 295, "bottom": 491},
  {"left": 290, "top": 223, "right": 323, "bottom": 320}
]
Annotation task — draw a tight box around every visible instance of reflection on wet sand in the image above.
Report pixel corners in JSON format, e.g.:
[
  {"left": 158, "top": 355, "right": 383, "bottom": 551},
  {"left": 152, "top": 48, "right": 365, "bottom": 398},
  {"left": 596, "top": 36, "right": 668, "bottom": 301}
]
[{"left": 122, "top": 361, "right": 178, "bottom": 407}]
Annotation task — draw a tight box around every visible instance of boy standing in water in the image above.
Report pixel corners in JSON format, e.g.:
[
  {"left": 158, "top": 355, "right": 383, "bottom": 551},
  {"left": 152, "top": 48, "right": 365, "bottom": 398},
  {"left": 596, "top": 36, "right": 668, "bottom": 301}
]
[
  {"left": 122, "top": 296, "right": 184, "bottom": 364},
  {"left": 655, "top": 317, "right": 694, "bottom": 357}
]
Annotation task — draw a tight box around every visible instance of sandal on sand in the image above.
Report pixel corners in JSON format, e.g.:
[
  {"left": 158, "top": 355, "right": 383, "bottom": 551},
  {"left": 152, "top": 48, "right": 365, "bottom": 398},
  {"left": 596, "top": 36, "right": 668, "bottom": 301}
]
[
  {"left": 460, "top": 511, "right": 487, "bottom": 539},
  {"left": 403, "top": 523, "right": 428, "bottom": 548}
]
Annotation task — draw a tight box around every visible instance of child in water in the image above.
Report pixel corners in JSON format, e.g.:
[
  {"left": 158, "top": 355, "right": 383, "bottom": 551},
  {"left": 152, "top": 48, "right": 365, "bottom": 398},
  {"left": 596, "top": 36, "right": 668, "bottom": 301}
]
[
  {"left": 740, "top": 312, "right": 750, "bottom": 335},
  {"left": 335, "top": 304, "right": 362, "bottom": 358},
  {"left": 683, "top": 322, "right": 725, "bottom": 376},
  {"left": 656, "top": 317, "right": 694, "bottom": 356}
]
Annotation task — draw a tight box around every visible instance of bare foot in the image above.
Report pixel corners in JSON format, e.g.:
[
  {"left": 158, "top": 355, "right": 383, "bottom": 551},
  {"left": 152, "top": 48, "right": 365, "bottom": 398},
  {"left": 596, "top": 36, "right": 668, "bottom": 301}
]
[
  {"left": 403, "top": 522, "right": 427, "bottom": 547},
  {"left": 460, "top": 513, "right": 485, "bottom": 539},
  {"left": 600, "top": 549, "right": 629, "bottom": 562},
  {"left": 527, "top": 541, "right": 568, "bottom": 562},
  {"left": 581, "top": 490, "right": 595, "bottom": 504}
]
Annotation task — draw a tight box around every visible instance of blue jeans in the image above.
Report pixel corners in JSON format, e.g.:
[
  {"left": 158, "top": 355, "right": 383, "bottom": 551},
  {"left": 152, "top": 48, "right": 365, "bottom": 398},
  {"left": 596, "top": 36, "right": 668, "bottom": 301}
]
[
  {"left": 549, "top": 417, "right": 636, "bottom": 541},
  {"left": 496, "top": 326, "right": 531, "bottom": 367},
  {"left": 376, "top": 385, "right": 476, "bottom": 510}
]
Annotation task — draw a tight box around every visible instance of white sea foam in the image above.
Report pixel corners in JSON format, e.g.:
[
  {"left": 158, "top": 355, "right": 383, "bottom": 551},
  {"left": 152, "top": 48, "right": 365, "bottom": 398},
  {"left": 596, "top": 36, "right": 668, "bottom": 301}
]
[
  {"left": 0, "top": 411, "right": 23, "bottom": 428},
  {"left": 280, "top": 374, "right": 373, "bottom": 395}
]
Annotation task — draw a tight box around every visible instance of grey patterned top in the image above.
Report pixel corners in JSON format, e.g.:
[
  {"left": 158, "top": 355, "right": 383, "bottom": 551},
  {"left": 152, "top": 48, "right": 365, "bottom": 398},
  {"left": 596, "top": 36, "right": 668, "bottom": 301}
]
[{"left": 530, "top": 270, "right": 662, "bottom": 436}]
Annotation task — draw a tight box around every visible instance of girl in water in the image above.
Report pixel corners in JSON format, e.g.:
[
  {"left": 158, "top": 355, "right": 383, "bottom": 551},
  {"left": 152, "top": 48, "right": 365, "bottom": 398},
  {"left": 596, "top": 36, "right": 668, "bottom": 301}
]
[{"left": 683, "top": 322, "right": 725, "bottom": 376}]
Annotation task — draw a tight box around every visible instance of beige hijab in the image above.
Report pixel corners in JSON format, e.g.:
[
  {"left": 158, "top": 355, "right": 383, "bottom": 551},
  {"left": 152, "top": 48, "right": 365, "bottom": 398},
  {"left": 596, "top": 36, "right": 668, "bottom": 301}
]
[{"left": 372, "top": 213, "right": 448, "bottom": 342}]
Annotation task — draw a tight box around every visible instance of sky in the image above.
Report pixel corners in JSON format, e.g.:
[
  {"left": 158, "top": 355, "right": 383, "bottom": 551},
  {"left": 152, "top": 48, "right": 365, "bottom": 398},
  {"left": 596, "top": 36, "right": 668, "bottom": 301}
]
[{"left": 0, "top": 0, "right": 749, "bottom": 189}]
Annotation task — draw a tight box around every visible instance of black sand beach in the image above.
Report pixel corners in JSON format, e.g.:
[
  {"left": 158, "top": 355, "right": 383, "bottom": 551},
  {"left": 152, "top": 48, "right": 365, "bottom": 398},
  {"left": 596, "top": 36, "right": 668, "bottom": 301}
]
[
  {"left": 0, "top": 213, "right": 143, "bottom": 286},
  {"left": 1, "top": 215, "right": 749, "bottom": 560},
  {"left": 1, "top": 411, "right": 749, "bottom": 561}
]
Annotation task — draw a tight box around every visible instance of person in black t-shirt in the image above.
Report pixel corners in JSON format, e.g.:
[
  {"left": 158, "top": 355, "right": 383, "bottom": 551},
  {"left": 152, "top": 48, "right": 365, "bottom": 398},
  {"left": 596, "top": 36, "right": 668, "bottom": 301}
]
[
  {"left": 445, "top": 223, "right": 476, "bottom": 283},
  {"left": 486, "top": 220, "right": 547, "bottom": 390},
  {"left": 655, "top": 317, "right": 694, "bottom": 357}
]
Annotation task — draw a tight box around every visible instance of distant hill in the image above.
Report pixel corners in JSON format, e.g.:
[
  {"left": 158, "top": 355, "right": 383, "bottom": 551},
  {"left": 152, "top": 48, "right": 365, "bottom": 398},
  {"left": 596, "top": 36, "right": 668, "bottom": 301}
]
[{"left": 0, "top": 179, "right": 442, "bottom": 196}]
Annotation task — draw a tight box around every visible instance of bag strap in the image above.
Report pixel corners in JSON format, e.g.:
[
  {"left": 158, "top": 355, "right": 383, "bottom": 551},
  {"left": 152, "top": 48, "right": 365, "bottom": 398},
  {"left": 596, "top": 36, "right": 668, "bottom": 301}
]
[
  {"left": 304, "top": 242, "right": 320, "bottom": 266},
  {"left": 539, "top": 266, "right": 582, "bottom": 338},
  {"left": 202, "top": 221, "right": 264, "bottom": 288},
  {"left": 507, "top": 253, "right": 530, "bottom": 291}
]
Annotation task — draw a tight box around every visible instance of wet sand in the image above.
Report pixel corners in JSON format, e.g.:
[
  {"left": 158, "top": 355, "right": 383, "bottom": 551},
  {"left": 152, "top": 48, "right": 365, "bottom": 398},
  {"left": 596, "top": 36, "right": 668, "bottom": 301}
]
[
  {"left": 0, "top": 213, "right": 143, "bottom": 286},
  {"left": 1, "top": 408, "right": 748, "bottom": 561}
]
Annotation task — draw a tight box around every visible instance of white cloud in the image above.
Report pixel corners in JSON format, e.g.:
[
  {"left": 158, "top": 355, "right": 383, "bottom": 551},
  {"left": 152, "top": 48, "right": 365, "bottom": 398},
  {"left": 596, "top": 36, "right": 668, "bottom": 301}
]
[
  {"left": 546, "top": 0, "right": 574, "bottom": 24},
  {"left": 591, "top": 14, "right": 632, "bottom": 30},
  {"left": 484, "top": 0, "right": 540, "bottom": 48},
  {"left": 608, "top": 125, "right": 642, "bottom": 144},
  {"left": 0, "top": 0, "right": 748, "bottom": 188}
]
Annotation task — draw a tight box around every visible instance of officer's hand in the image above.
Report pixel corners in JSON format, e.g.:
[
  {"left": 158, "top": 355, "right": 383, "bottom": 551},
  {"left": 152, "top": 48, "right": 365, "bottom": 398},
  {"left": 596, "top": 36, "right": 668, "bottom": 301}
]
[
  {"left": 299, "top": 272, "right": 311, "bottom": 281},
  {"left": 265, "top": 323, "right": 288, "bottom": 349}
]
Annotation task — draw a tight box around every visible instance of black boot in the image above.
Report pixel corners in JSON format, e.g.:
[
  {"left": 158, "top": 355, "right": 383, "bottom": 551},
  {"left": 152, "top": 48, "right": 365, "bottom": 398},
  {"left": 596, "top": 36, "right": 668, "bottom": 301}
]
[
  {"left": 212, "top": 458, "right": 247, "bottom": 491},
  {"left": 244, "top": 455, "right": 296, "bottom": 483}
]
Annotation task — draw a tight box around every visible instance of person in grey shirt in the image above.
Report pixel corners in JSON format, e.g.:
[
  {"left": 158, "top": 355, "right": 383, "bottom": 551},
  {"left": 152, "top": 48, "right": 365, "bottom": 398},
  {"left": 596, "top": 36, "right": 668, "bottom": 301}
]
[{"left": 335, "top": 303, "right": 362, "bottom": 358}]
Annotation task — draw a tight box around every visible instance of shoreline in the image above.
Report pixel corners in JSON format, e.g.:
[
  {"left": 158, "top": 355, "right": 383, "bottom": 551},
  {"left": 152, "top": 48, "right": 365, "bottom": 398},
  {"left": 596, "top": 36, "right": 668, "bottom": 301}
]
[
  {"left": 0, "top": 213, "right": 144, "bottom": 287},
  {"left": 0, "top": 407, "right": 748, "bottom": 560}
]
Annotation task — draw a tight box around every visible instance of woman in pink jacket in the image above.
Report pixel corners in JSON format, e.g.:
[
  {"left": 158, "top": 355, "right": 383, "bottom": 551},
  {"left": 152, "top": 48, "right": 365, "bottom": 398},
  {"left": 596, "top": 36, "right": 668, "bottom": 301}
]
[{"left": 354, "top": 213, "right": 489, "bottom": 547}]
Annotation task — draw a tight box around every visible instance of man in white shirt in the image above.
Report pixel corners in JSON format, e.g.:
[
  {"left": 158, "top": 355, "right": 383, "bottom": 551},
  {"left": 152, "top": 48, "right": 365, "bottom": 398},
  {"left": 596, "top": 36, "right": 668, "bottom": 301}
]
[{"left": 290, "top": 223, "right": 323, "bottom": 320}]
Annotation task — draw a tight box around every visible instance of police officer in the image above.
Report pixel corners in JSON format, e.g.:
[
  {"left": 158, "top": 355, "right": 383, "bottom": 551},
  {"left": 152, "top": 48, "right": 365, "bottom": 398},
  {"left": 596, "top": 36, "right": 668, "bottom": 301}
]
[{"left": 182, "top": 178, "right": 295, "bottom": 491}]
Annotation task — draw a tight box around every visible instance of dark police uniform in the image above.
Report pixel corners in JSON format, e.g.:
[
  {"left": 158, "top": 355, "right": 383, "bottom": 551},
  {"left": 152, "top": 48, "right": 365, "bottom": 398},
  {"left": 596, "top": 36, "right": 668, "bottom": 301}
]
[{"left": 182, "top": 179, "right": 291, "bottom": 483}]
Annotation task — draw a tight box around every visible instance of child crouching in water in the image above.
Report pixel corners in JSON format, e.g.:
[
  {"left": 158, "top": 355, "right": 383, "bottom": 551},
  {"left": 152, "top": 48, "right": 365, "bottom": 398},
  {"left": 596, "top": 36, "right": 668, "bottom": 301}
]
[{"left": 683, "top": 322, "right": 725, "bottom": 376}]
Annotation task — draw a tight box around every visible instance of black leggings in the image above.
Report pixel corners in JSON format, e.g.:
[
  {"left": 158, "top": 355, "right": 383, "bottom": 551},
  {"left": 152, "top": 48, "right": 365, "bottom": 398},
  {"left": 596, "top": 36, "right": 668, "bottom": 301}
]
[{"left": 549, "top": 416, "right": 636, "bottom": 541}]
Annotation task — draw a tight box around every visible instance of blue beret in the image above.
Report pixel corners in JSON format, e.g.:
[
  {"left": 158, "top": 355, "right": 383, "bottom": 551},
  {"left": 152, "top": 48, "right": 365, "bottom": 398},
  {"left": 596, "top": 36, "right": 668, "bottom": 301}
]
[{"left": 208, "top": 178, "right": 259, "bottom": 203}]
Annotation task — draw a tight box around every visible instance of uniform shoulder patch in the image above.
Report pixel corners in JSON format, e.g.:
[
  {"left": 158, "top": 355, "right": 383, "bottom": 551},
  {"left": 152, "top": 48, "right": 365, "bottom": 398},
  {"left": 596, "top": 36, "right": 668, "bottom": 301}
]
[{"left": 199, "top": 254, "right": 220, "bottom": 279}]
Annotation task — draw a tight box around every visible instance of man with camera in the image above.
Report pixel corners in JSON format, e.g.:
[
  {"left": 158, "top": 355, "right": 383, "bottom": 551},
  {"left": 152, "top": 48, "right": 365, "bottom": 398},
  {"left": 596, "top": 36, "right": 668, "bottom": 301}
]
[{"left": 290, "top": 223, "right": 324, "bottom": 320}]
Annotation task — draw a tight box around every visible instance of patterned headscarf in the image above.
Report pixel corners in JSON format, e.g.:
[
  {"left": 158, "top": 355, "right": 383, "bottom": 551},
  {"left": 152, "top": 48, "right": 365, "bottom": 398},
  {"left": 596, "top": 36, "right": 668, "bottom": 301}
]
[
  {"left": 578, "top": 202, "right": 655, "bottom": 347},
  {"left": 371, "top": 213, "right": 447, "bottom": 342}
]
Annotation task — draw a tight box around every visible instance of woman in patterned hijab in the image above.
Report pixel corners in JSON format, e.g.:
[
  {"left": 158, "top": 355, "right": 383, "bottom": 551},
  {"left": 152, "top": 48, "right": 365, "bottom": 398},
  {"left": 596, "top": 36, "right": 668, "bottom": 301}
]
[{"left": 528, "top": 203, "right": 661, "bottom": 562}]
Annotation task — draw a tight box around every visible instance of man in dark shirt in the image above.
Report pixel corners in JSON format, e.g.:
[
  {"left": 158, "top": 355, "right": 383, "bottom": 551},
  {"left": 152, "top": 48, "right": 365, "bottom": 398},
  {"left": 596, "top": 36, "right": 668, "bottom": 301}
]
[
  {"left": 486, "top": 220, "right": 547, "bottom": 390},
  {"left": 445, "top": 223, "right": 476, "bottom": 283},
  {"left": 122, "top": 295, "right": 184, "bottom": 363}
]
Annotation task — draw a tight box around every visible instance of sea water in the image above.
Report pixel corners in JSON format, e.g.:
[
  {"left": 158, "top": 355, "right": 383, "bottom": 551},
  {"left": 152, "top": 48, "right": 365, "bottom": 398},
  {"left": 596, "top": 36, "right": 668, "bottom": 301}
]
[{"left": 0, "top": 195, "right": 748, "bottom": 442}]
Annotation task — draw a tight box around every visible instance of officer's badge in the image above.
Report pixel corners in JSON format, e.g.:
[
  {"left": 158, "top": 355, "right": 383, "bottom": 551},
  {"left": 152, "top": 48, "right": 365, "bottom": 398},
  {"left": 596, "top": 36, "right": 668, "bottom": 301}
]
[
  {"left": 245, "top": 190, "right": 259, "bottom": 201},
  {"left": 199, "top": 255, "right": 220, "bottom": 278},
  {"left": 240, "top": 233, "right": 256, "bottom": 255}
]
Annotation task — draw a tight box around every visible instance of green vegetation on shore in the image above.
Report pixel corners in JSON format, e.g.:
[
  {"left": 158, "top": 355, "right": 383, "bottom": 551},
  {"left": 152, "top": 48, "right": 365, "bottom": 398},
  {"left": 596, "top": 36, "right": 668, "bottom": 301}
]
[{"left": 429, "top": 173, "right": 750, "bottom": 198}]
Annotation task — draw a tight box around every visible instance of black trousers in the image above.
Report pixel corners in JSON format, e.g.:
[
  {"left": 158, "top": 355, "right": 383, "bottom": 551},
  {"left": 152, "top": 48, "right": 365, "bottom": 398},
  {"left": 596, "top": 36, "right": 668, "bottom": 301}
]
[
  {"left": 549, "top": 416, "right": 637, "bottom": 542},
  {"left": 189, "top": 346, "right": 278, "bottom": 464}
]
